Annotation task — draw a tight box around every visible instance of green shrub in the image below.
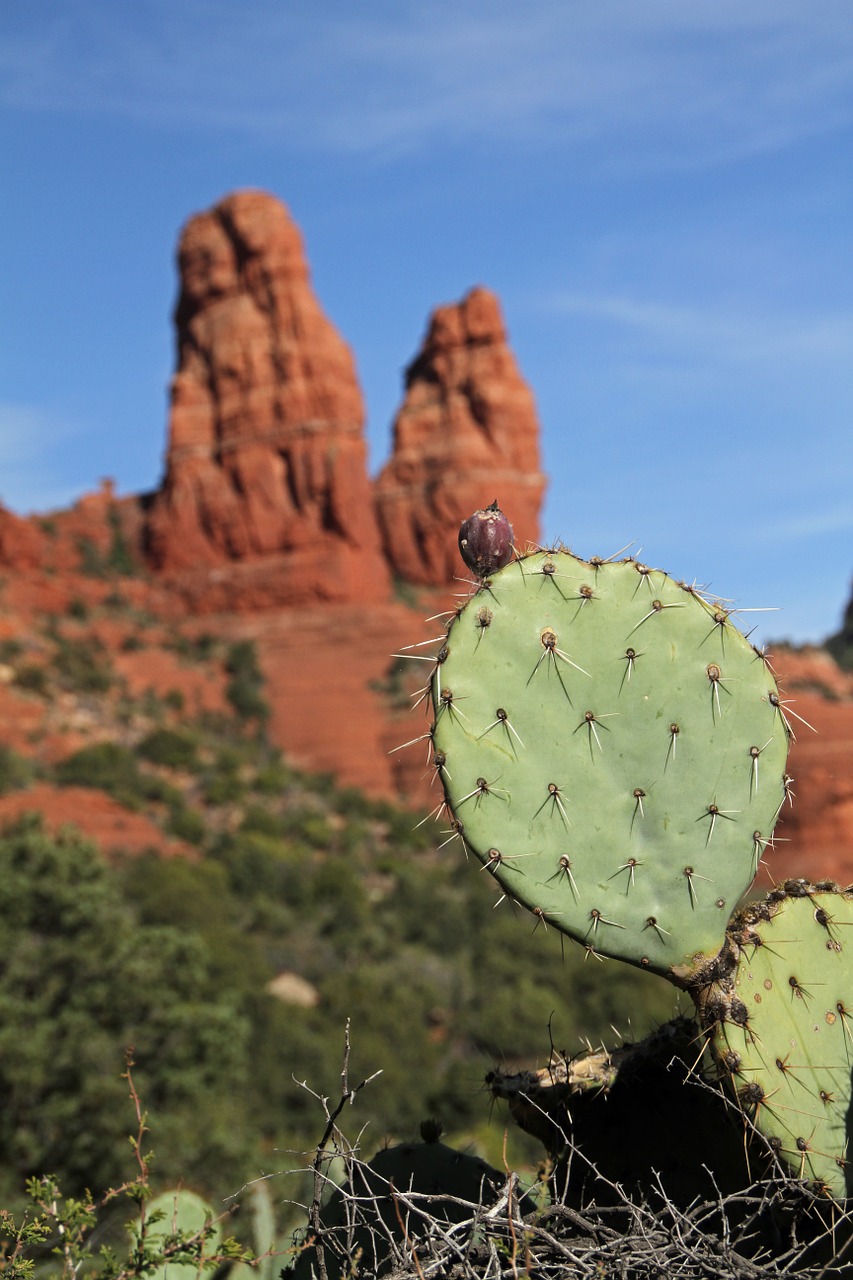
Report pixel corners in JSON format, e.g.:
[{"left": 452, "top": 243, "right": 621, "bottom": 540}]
[
  {"left": 55, "top": 742, "right": 144, "bottom": 810},
  {"left": 119, "top": 853, "right": 268, "bottom": 993},
  {"left": 212, "top": 830, "right": 311, "bottom": 908},
  {"left": 240, "top": 804, "right": 285, "bottom": 838},
  {"left": 76, "top": 536, "right": 107, "bottom": 578},
  {"left": 0, "top": 820, "right": 253, "bottom": 1203},
  {"left": 105, "top": 509, "right": 138, "bottom": 576},
  {"left": 226, "top": 676, "right": 269, "bottom": 724},
  {"left": 67, "top": 597, "right": 88, "bottom": 620},
  {"left": 137, "top": 728, "right": 199, "bottom": 770},
  {"left": 167, "top": 804, "right": 207, "bottom": 846},
  {"left": 52, "top": 633, "right": 113, "bottom": 693},
  {"left": 224, "top": 641, "right": 269, "bottom": 724},
  {"left": 333, "top": 786, "right": 377, "bottom": 820},
  {"left": 0, "top": 747, "right": 34, "bottom": 795},
  {"left": 290, "top": 809, "right": 334, "bottom": 848},
  {"left": 166, "top": 631, "right": 218, "bottom": 662},
  {"left": 203, "top": 773, "right": 246, "bottom": 806},
  {"left": 13, "top": 664, "right": 48, "bottom": 696},
  {"left": 253, "top": 759, "right": 293, "bottom": 794},
  {"left": 75, "top": 514, "right": 139, "bottom": 580},
  {"left": 138, "top": 775, "right": 182, "bottom": 806}
]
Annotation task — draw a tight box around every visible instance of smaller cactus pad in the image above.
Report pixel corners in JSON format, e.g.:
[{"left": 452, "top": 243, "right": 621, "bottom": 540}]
[
  {"left": 430, "top": 550, "right": 790, "bottom": 978},
  {"left": 144, "top": 1190, "right": 221, "bottom": 1280},
  {"left": 703, "top": 883, "right": 853, "bottom": 1200}
]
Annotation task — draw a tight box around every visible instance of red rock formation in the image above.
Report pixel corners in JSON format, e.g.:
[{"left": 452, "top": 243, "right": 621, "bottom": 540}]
[
  {"left": 0, "top": 505, "right": 44, "bottom": 570},
  {"left": 0, "top": 481, "right": 147, "bottom": 586},
  {"left": 0, "top": 784, "right": 193, "bottom": 860},
  {"left": 374, "top": 287, "right": 546, "bottom": 586},
  {"left": 757, "top": 647, "right": 853, "bottom": 887},
  {"left": 144, "top": 190, "right": 390, "bottom": 608}
]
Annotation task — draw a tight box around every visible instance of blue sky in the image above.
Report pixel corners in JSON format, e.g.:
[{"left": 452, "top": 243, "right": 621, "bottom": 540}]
[{"left": 2, "top": 1, "right": 852, "bottom": 645}]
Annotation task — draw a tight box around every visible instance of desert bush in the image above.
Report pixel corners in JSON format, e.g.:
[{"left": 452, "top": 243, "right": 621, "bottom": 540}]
[
  {"left": 105, "top": 508, "right": 138, "bottom": 576},
  {"left": 51, "top": 632, "right": 113, "bottom": 693},
  {"left": 212, "top": 829, "right": 312, "bottom": 908},
  {"left": 203, "top": 772, "right": 246, "bottom": 806},
  {"left": 75, "top": 514, "right": 139, "bottom": 581},
  {"left": 163, "top": 686, "right": 185, "bottom": 711},
  {"left": 166, "top": 803, "right": 207, "bottom": 846},
  {"left": 224, "top": 641, "right": 269, "bottom": 724},
  {"left": 254, "top": 756, "right": 295, "bottom": 794},
  {"left": 13, "top": 664, "right": 48, "bottom": 696},
  {"left": 166, "top": 631, "right": 218, "bottom": 662},
  {"left": 55, "top": 742, "right": 144, "bottom": 810},
  {"left": 0, "top": 747, "right": 34, "bottom": 795},
  {"left": 0, "top": 819, "right": 254, "bottom": 1205},
  {"left": 76, "top": 536, "right": 107, "bottom": 578},
  {"left": 66, "top": 597, "right": 88, "bottom": 620},
  {"left": 239, "top": 803, "right": 286, "bottom": 838},
  {"left": 137, "top": 727, "right": 199, "bottom": 770}
]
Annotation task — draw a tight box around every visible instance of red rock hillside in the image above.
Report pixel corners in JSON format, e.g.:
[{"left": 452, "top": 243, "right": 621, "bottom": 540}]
[
  {"left": 143, "top": 190, "right": 390, "bottom": 611},
  {"left": 374, "top": 287, "right": 546, "bottom": 585}
]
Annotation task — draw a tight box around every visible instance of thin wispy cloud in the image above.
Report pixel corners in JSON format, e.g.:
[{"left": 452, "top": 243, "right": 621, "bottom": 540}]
[
  {"left": 756, "top": 505, "right": 853, "bottom": 543},
  {"left": 547, "top": 294, "right": 853, "bottom": 366},
  {"left": 0, "top": 404, "right": 87, "bottom": 514},
  {"left": 3, "top": 1, "right": 853, "bottom": 164}
]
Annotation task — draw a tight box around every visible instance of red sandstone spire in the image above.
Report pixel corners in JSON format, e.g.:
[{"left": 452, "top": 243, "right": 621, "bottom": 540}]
[
  {"left": 145, "top": 190, "right": 389, "bottom": 608},
  {"left": 374, "top": 286, "right": 546, "bottom": 586}
]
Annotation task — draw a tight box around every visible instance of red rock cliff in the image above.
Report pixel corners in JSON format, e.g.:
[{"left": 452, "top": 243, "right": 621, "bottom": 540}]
[
  {"left": 144, "top": 190, "right": 389, "bottom": 609},
  {"left": 374, "top": 287, "right": 546, "bottom": 586}
]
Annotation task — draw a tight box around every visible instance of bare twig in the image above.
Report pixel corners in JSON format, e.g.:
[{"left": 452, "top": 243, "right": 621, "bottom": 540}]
[{"left": 302, "top": 1020, "right": 382, "bottom": 1280}]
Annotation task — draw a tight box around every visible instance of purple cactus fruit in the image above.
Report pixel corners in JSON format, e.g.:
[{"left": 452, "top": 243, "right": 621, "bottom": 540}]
[{"left": 458, "top": 501, "right": 514, "bottom": 577}]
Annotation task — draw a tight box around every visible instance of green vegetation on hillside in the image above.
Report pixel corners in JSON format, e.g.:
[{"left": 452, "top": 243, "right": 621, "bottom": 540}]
[
  {"left": 0, "top": 629, "right": 680, "bottom": 1227},
  {"left": 0, "top": 818, "right": 252, "bottom": 1209}
]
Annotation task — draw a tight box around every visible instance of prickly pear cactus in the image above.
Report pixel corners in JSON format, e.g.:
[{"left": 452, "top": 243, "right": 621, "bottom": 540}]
[
  {"left": 229, "top": 1181, "right": 280, "bottom": 1280},
  {"left": 429, "top": 550, "right": 790, "bottom": 979},
  {"left": 701, "top": 882, "right": 853, "bottom": 1200},
  {"left": 144, "top": 1189, "right": 221, "bottom": 1280}
]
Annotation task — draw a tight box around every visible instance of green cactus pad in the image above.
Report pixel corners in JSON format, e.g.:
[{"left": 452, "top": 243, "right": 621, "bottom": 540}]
[
  {"left": 703, "top": 883, "right": 853, "bottom": 1200},
  {"left": 144, "top": 1189, "right": 221, "bottom": 1280},
  {"left": 430, "top": 551, "right": 789, "bottom": 978}
]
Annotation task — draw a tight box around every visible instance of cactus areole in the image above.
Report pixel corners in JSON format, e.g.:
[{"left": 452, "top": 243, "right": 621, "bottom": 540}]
[
  {"left": 430, "top": 545, "right": 790, "bottom": 981},
  {"left": 458, "top": 501, "right": 515, "bottom": 577}
]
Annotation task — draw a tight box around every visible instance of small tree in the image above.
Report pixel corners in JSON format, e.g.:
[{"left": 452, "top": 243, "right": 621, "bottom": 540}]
[{"left": 0, "top": 818, "right": 253, "bottom": 1205}]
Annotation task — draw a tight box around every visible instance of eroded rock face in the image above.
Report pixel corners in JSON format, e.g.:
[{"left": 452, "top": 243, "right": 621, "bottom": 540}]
[
  {"left": 760, "top": 648, "right": 853, "bottom": 887},
  {"left": 144, "top": 190, "right": 389, "bottom": 607},
  {"left": 374, "top": 287, "right": 546, "bottom": 586}
]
